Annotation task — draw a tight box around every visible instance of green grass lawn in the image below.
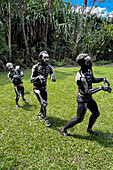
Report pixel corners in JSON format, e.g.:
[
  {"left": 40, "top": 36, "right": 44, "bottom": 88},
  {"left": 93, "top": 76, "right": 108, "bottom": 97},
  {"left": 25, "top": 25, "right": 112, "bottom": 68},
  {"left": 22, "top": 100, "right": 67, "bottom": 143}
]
[{"left": 0, "top": 66, "right": 113, "bottom": 169}]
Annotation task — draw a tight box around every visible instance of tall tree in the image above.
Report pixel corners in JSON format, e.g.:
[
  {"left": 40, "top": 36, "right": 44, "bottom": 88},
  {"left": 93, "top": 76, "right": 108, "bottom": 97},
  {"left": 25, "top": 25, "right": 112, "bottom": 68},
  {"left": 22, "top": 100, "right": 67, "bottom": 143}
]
[
  {"left": 19, "top": 0, "right": 29, "bottom": 63},
  {"left": 73, "top": 0, "right": 88, "bottom": 55},
  {"left": 45, "top": 0, "right": 50, "bottom": 49},
  {"left": 73, "top": 0, "right": 97, "bottom": 56},
  {"left": 45, "top": 0, "right": 54, "bottom": 49},
  {"left": 8, "top": 0, "right": 11, "bottom": 61},
  {"left": 89, "top": 0, "right": 96, "bottom": 13},
  {"left": 50, "top": 0, "right": 54, "bottom": 13}
]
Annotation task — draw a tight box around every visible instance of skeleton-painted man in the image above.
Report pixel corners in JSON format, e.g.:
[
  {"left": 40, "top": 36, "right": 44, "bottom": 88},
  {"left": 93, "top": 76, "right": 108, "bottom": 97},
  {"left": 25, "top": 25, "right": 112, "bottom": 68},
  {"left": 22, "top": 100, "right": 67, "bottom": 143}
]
[
  {"left": 60, "top": 53, "right": 112, "bottom": 137},
  {"left": 6, "top": 62, "right": 26, "bottom": 107},
  {"left": 30, "top": 51, "right": 56, "bottom": 127}
]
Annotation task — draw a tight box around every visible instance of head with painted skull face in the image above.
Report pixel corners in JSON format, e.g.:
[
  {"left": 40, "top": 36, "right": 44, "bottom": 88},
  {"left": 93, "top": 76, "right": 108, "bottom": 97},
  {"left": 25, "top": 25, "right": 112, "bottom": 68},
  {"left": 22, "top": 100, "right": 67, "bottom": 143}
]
[
  {"left": 39, "top": 51, "right": 49, "bottom": 65},
  {"left": 76, "top": 53, "right": 92, "bottom": 72},
  {"left": 6, "top": 62, "right": 14, "bottom": 71}
]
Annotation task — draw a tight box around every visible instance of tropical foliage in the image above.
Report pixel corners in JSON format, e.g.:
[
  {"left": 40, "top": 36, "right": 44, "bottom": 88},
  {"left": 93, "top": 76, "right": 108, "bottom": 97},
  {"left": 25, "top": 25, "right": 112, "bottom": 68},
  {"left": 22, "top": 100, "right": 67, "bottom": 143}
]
[{"left": 0, "top": 0, "right": 113, "bottom": 68}]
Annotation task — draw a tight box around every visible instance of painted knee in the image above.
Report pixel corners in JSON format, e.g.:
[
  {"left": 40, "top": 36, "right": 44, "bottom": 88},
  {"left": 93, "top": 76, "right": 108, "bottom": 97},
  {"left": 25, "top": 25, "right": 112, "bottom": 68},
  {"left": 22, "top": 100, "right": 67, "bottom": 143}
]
[
  {"left": 34, "top": 89, "right": 47, "bottom": 107},
  {"left": 95, "top": 111, "right": 100, "bottom": 119},
  {"left": 16, "top": 94, "right": 20, "bottom": 101},
  {"left": 41, "top": 100, "right": 47, "bottom": 108}
]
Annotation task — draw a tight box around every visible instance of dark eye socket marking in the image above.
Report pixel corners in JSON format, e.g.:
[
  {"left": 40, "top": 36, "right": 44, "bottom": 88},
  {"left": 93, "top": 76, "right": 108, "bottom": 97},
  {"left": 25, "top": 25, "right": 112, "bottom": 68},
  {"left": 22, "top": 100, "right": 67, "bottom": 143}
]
[{"left": 43, "top": 56, "right": 49, "bottom": 59}]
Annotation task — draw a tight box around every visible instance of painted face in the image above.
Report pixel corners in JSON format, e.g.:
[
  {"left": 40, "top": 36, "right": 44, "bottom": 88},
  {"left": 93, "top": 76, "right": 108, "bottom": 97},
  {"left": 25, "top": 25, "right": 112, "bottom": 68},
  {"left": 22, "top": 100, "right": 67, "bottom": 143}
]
[
  {"left": 10, "top": 65, "right": 14, "bottom": 71},
  {"left": 7, "top": 64, "right": 14, "bottom": 71},
  {"left": 42, "top": 54, "right": 49, "bottom": 64},
  {"left": 84, "top": 56, "right": 91, "bottom": 65}
]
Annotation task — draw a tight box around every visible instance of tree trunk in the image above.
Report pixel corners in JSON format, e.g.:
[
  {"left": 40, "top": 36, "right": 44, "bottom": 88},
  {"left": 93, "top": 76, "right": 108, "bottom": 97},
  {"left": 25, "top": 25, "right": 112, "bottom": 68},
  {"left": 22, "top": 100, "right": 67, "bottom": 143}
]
[
  {"left": 73, "top": 0, "right": 88, "bottom": 56},
  {"left": 19, "top": 0, "right": 29, "bottom": 64},
  {"left": 73, "top": 0, "right": 97, "bottom": 57},
  {"left": 89, "top": 0, "right": 96, "bottom": 13},
  {"left": 45, "top": 0, "right": 51, "bottom": 49},
  {"left": 8, "top": 0, "right": 11, "bottom": 61},
  {"left": 44, "top": 0, "right": 54, "bottom": 49},
  {"left": 50, "top": 0, "right": 54, "bottom": 13}
]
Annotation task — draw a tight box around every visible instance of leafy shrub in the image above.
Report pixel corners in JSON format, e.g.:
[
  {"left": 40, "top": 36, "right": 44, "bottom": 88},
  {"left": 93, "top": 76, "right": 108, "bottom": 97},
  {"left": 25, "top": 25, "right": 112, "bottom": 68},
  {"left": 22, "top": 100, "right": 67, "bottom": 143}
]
[
  {"left": 63, "top": 58, "right": 77, "bottom": 65},
  {"left": 15, "top": 59, "right": 27, "bottom": 69},
  {"left": 0, "top": 24, "right": 9, "bottom": 64},
  {"left": 51, "top": 58, "right": 77, "bottom": 67},
  {"left": 0, "top": 60, "right": 4, "bottom": 69},
  {"left": 94, "top": 60, "right": 112, "bottom": 66},
  {"left": 52, "top": 60, "right": 67, "bottom": 67}
]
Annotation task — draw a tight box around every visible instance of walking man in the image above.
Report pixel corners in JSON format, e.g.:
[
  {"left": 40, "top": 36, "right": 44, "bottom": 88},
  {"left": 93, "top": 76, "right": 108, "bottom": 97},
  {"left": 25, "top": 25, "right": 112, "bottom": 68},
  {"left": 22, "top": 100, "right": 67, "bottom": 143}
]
[
  {"left": 60, "top": 53, "right": 112, "bottom": 136},
  {"left": 30, "top": 51, "right": 56, "bottom": 127}
]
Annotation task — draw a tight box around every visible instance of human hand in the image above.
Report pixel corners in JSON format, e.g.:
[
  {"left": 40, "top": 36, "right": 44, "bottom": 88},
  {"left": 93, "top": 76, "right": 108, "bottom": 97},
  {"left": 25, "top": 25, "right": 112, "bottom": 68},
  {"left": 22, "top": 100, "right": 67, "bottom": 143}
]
[
  {"left": 101, "top": 86, "right": 112, "bottom": 93},
  {"left": 36, "top": 75, "right": 46, "bottom": 84},
  {"left": 50, "top": 73, "right": 56, "bottom": 82},
  {"left": 103, "top": 78, "right": 110, "bottom": 86},
  {"left": 14, "top": 75, "right": 20, "bottom": 78}
]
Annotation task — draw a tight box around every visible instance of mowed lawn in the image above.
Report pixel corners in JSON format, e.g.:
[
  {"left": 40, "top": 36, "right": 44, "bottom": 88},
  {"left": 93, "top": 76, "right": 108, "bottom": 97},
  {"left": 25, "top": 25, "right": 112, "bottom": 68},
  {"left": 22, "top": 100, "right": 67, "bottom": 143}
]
[{"left": 0, "top": 66, "right": 113, "bottom": 169}]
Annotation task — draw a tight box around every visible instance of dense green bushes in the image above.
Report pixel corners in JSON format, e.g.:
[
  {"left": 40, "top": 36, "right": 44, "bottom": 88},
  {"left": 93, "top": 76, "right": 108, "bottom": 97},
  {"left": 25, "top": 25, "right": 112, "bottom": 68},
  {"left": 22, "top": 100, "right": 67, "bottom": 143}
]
[
  {"left": 0, "top": 24, "right": 9, "bottom": 68},
  {"left": 0, "top": 1, "right": 113, "bottom": 69}
]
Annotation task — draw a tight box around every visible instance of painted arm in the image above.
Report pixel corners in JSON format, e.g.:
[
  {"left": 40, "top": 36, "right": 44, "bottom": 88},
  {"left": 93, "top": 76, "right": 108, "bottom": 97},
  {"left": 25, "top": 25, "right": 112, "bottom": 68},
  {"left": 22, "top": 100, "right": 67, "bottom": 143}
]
[
  {"left": 20, "top": 71, "right": 24, "bottom": 77},
  {"left": 77, "top": 78, "right": 112, "bottom": 95},
  {"left": 92, "top": 74, "right": 110, "bottom": 86},
  {"left": 8, "top": 73, "right": 13, "bottom": 83},
  {"left": 30, "top": 66, "right": 38, "bottom": 83},
  {"left": 49, "top": 66, "right": 56, "bottom": 82},
  {"left": 88, "top": 86, "right": 110, "bottom": 94}
]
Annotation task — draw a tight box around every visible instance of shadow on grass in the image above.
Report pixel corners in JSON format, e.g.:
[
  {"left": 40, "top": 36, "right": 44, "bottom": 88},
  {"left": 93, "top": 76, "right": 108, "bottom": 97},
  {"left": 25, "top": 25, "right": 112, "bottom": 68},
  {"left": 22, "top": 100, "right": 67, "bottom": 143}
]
[
  {"left": 25, "top": 91, "right": 31, "bottom": 95},
  {"left": 19, "top": 101, "right": 37, "bottom": 111},
  {"left": 48, "top": 116, "right": 69, "bottom": 130},
  {"left": 48, "top": 116, "right": 113, "bottom": 148},
  {"left": 71, "top": 131, "right": 113, "bottom": 147}
]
